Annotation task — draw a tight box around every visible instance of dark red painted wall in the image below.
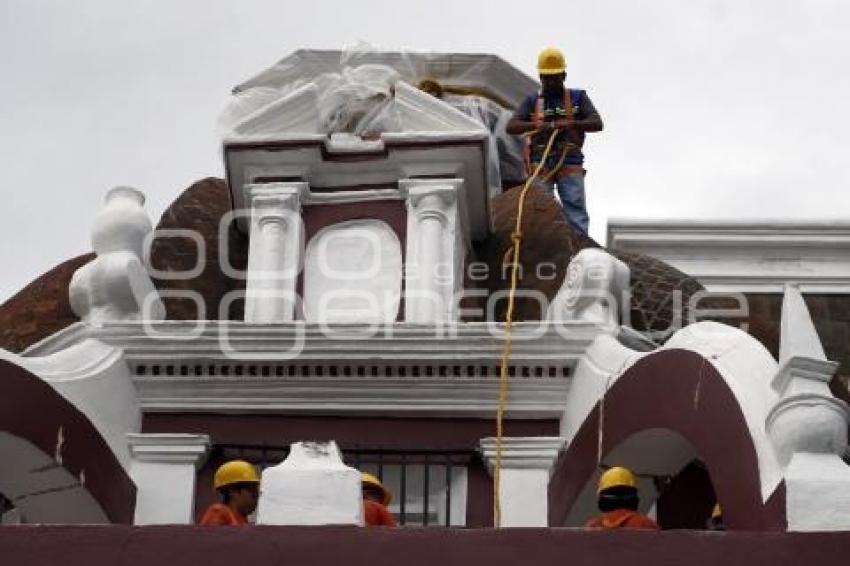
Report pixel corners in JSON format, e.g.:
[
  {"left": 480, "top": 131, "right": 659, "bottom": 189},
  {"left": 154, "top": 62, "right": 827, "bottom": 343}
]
[{"left": 3, "top": 526, "right": 850, "bottom": 566}]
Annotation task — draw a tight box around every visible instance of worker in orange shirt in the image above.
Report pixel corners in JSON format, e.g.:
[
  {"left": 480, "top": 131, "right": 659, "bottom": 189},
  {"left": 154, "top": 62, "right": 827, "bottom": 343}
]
[
  {"left": 199, "top": 460, "right": 261, "bottom": 526},
  {"left": 585, "top": 466, "right": 659, "bottom": 530},
  {"left": 361, "top": 472, "right": 397, "bottom": 527}
]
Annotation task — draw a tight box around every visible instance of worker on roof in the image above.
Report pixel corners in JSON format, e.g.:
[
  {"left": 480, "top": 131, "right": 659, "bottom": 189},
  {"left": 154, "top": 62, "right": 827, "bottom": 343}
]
[
  {"left": 506, "top": 47, "right": 604, "bottom": 235},
  {"left": 585, "top": 466, "right": 660, "bottom": 530},
  {"left": 361, "top": 471, "right": 397, "bottom": 527},
  {"left": 199, "top": 460, "right": 261, "bottom": 526},
  {"left": 707, "top": 503, "right": 725, "bottom": 531}
]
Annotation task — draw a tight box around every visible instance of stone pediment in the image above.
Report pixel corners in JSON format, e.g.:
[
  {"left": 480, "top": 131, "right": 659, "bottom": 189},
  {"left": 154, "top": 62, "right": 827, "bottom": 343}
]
[{"left": 228, "top": 80, "right": 487, "bottom": 138}]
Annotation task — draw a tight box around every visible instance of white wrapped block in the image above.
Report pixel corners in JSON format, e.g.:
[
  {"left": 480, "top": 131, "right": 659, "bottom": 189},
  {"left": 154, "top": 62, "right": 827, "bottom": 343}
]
[{"left": 256, "top": 441, "right": 363, "bottom": 526}]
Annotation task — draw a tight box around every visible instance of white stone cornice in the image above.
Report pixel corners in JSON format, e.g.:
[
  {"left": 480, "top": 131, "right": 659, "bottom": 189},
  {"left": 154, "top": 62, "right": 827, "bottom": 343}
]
[
  {"left": 478, "top": 437, "right": 566, "bottom": 478},
  {"left": 135, "top": 377, "right": 569, "bottom": 419},
  {"left": 127, "top": 433, "right": 210, "bottom": 467},
  {"left": 303, "top": 188, "right": 402, "bottom": 206},
  {"left": 24, "top": 320, "right": 611, "bottom": 361},
  {"left": 607, "top": 219, "right": 850, "bottom": 293},
  {"left": 23, "top": 321, "right": 616, "bottom": 418}
]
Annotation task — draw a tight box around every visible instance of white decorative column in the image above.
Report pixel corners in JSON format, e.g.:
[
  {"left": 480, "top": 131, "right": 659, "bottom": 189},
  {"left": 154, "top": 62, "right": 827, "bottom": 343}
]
[
  {"left": 127, "top": 433, "right": 210, "bottom": 525},
  {"left": 766, "top": 284, "right": 850, "bottom": 531},
  {"left": 400, "top": 178, "right": 466, "bottom": 323},
  {"left": 243, "top": 182, "right": 306, "bottom": 323},
  {"left": 479, "top": 437, "right": 566, "bottom": 527}
]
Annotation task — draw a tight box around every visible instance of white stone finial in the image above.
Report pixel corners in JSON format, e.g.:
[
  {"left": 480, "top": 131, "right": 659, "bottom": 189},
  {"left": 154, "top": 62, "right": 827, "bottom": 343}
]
[
  {"left": 779, "top": 283, "right": 828, "bottom": 366},
  {"left": 771, "top": 283, "right": 838, "bottom": 396},
  {"left": 766, "top": 282, "right": 848, "bottom": 472},
  {"left": 255, "top": 441, "right": 362, "bottom": 526},
  {"left": 69, "top": 186, "right": 165, "bottom": 325},
  {"left": 547, "top": 248, "right": 630, "bottom": 327}
]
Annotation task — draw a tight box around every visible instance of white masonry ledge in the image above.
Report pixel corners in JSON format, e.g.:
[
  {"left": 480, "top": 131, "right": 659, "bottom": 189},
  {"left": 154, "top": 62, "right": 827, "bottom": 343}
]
[
  {"left": 479, "top": 437, "right": 567, "bottom": 477},
  {"left": 24, "top": 321, "right": 610, "bottom": 419},
  {"left": 127, "top": 433, "right": 210, "bottom": 466},
  {"left": 24, "top": 320, "right": 613, "bottom": 360}
]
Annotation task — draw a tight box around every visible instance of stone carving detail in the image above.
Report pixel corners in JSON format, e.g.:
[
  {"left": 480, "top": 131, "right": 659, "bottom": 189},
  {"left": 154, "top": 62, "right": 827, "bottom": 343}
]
[
  {"left": 69, "top": 187, "right": 164, "bottom": 325},
  {"left": 303, "top": 219, "right": 402, "bottom": 323},
  {"left": 548, "top": 248, "right": 630, "bottom": 327}
]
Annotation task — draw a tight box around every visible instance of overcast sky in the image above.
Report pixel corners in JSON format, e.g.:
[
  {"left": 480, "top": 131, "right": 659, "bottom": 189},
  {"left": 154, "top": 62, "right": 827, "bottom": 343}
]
[{"left": 1, "top": 0, "right": 848, "bottom": 303}]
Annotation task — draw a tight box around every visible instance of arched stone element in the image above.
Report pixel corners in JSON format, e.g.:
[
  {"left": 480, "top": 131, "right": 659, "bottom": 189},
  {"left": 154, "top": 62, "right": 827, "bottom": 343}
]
[
  {"left": 0, "top": 360, "right": 135, "bottom": 524},
  {"left": 549, "top": 348, "right": 786, "bottom": 531},
  {"left": 303, "top": 219, "right": 402, "bottom": 323}
]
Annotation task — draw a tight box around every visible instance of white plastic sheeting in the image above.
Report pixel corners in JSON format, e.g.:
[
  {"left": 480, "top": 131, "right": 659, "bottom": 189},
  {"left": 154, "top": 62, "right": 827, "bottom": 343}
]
[{"left": 219, "top": 44, "right": 533, "bottom": 187}]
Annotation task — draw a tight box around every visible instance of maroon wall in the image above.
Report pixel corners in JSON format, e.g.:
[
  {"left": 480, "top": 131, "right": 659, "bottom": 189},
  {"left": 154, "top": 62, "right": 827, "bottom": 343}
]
[{"left": 4, "top": 526, "right": 850, "bottom": 566}]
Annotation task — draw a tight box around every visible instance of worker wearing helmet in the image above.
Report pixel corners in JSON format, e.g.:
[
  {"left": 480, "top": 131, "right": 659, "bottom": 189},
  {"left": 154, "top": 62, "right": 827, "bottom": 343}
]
[
  {"left": 585, "top": 466, "right": 659, "bottom": 530},
  {"left": 199, "top": 460, "right": 261, "bottom": 526},
  {"left": 361, "top": 471, "right": 397, "bottom": 527},
  {"left": 507, "top": 47, "right": 604, "bottom": 235}
]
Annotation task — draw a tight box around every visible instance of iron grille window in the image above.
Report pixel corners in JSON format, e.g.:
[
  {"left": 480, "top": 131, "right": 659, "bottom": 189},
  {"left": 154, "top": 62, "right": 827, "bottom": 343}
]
[{"left": 213, "top": 444, "right": 471, "bottom": 527}]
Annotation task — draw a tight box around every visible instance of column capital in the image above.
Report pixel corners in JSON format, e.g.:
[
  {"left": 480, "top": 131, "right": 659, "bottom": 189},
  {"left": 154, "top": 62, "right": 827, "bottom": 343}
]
[
  {"left": 399, "top": 178, "right": 462, "bottom": 211},
  {"left": 478, "top": 436, "right": 566, "bottom": 478},
  {"left": 244, "top": 182, "right": 308, "bottom": 211},
  {"left": 127, "top": 433, "right": 211, "bottom": 468}
]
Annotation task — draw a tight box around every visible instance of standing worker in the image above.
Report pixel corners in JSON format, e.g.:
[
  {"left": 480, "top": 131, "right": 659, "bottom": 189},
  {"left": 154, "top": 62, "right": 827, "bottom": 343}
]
[
  {"left": 585, "top": 466, "right": 660, "bottom": 530},
  {"left": 361, "top": 472, "right": 397, "bottom": 527},
  {"left": 199, "top": 460, "right": 261, "bottom": 526},
  {"left": 507, "top": 47, "right": 604, "bottom": 235}
]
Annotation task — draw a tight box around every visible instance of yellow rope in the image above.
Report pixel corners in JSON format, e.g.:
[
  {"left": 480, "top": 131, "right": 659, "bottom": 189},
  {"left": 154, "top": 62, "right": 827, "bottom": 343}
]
[{"left": 493, "top": 128, "right": 562, "bottom": 528}]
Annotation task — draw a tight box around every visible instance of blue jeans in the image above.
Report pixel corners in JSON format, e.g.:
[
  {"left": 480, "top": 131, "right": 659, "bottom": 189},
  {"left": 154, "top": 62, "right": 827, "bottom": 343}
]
[{"left": 547, "top": 171, "right": 589, "bottom": 234}]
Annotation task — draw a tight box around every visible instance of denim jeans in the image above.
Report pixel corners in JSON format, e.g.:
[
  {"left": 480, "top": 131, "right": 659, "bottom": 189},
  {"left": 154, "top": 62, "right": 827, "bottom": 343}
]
[{"left": 547, "top": 171, "right": 589, "bottom": 234}]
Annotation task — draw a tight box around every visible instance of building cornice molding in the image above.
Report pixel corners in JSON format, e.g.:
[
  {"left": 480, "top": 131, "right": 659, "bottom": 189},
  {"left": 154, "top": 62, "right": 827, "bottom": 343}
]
[
  {"left": 607, "top": 219, "right": 850, "bottom": 293},
  {"left": 127, "top": 433, "right": 210, "bottom": 467},
  {"left": 24, "top": 321, "right": 612, "bottom": 418},
  {"left": 478, "top": 437, "right": 567, "bottom": 477},
  {"left": 135, "top": 376, "right": 570, "bottom": 419},
  {"left": 24, "top": 321, "right": 609, "bottom": 362}
]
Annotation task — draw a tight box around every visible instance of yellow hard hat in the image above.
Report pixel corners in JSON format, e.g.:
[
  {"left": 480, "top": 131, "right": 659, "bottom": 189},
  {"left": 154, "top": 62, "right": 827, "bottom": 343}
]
[
  {"left": 712, "top": 503, "right": 722, "bottom": 520},
  {"left": 361, "top": 471, "right": 392, "bottom": 505},
  {"left": 214, "top": 460, "right": 260, "bottom": 490},
  {"left": 537, "top": 47, "right": 566, "bottom": 75},
  {"left": 598, "top": 466, "right": 637, "bottom": 494}
]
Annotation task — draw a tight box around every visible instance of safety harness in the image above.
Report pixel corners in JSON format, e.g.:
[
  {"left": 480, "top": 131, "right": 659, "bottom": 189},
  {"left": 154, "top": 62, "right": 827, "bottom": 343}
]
[{"left": 523, "top": 89, "right": 583, "bottom": 175}]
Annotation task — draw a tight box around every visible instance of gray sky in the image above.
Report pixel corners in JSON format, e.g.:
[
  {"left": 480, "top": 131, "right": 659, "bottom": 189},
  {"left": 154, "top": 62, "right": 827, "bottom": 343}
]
[{"left": 2, "top": 0, "right": 848, "bottom": 303}]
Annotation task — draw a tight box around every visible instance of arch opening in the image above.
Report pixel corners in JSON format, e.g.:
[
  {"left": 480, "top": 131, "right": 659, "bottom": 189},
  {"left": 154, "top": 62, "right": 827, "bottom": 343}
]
[
  {"left": 564, "top": 428, "right": 718, "bottom": 529},
  {"left": 550, "top": 349, "right": 786, "bottom": 531}
]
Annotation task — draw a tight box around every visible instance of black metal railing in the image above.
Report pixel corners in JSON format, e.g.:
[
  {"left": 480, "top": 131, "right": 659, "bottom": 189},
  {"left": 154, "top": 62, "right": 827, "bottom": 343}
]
[{"left": 211, "top": 444, "right": 471, "bottom": 527}]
